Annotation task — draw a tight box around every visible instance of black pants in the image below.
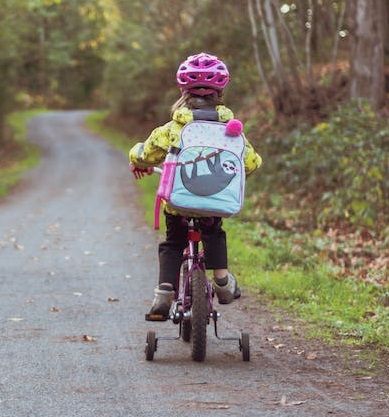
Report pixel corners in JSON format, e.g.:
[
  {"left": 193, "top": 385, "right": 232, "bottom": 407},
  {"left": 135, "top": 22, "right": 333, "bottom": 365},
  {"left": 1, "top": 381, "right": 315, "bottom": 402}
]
[{"left": 158, "top": 213, "right": 228, "bottom": 289}]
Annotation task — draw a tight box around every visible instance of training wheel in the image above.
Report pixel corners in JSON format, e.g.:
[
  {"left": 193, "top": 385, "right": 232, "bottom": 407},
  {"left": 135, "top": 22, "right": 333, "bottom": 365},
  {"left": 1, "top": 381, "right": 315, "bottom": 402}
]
[
  {"left": 145, "top": 330, "right": 157, "bottom": 361},
  {"left": 182, "top": 319, "right": 192, "bottom": 343},
  {"left": 240, "top": 332, "right": 250, "bottom": 362}
]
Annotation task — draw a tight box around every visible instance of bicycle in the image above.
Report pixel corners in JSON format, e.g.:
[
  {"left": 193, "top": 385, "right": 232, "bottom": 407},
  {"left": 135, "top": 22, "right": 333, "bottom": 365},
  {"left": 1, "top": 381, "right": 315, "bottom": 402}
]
[{"left": 144, "top": 167, "right": 250, "bottom": 362}]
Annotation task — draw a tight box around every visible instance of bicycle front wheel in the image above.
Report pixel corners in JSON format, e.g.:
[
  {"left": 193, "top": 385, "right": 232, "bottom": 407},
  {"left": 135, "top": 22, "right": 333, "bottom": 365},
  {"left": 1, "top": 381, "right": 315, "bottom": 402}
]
[{"left": 191, "top": 269, "right": 208, "bottom": 362}]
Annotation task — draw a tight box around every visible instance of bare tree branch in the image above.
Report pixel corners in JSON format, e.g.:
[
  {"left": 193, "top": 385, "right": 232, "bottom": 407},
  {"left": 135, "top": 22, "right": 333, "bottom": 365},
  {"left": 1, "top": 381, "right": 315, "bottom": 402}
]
[
  {"left": 263, "top": 0, "right": 282, "bottom": 70},
  {"left": 331, "top": 1, "right": 346, "bottom": 79},
  {"left": 272, "top": 0, "right": 303, "bottom": 70},
  {"left": 305, "top": 0, "right": 314, "bottom": 85},
  {"left": 255, "top": 0, "right": 275, "bottom": 69},
  {"left": 272, "top": 0, "right": 303, "bottom": 93},
  {"left": 247, "top": 0, "right": 274, "bottom": 97}
]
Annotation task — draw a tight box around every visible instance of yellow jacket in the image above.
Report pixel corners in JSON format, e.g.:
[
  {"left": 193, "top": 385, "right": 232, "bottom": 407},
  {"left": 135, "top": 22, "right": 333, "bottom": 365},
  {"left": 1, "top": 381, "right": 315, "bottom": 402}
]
[{"left": 129, "top": 105, "right": 262, "bottom": 215}]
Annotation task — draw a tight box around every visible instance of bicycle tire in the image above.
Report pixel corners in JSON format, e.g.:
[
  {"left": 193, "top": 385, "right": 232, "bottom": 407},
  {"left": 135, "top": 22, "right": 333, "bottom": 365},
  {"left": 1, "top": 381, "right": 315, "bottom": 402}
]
[
  {"left": 180, "top": 260, "right": 191, "bottom": 342},
  {"left": 191, "top": 269, "right": 208, "bottom": 362}
]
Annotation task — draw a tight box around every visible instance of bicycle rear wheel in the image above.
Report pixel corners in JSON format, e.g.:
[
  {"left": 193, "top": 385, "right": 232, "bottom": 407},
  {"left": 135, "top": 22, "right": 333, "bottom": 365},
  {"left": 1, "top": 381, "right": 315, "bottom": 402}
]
[
  {"left": 180, "top": 260, "right": 191, "bottom": 342},
  {"left": 191, "top": 269, "right": 208, "bottom": 362}
]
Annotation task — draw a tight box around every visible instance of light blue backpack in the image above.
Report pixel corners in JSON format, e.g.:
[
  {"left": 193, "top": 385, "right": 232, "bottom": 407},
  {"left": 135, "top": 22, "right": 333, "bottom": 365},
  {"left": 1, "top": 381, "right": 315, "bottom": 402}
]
[{"left": 154, "top": 111, "right": 246, "bottom": 228}]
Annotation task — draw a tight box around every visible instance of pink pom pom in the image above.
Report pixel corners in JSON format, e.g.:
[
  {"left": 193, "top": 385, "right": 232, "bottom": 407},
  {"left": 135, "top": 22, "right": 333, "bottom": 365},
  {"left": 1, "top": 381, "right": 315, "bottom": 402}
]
[{"left": 225, "top": 119, "right": 243, "bottom": 136}]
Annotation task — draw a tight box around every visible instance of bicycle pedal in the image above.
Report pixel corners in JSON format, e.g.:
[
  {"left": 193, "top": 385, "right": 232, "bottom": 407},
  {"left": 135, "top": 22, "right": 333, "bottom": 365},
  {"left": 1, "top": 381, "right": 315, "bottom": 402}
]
[{"left": 145, "top": 313, "right": 169, "bottom": 322}]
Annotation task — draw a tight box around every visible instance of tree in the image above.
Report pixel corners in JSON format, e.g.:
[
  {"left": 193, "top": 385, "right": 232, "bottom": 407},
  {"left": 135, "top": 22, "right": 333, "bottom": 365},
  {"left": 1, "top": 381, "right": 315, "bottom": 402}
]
[
  {"left": 349, "top": 0, "right": 386, "bottom": 109},
  {"left": 0, "top": 0, "right": 27, "bottom": 141}
]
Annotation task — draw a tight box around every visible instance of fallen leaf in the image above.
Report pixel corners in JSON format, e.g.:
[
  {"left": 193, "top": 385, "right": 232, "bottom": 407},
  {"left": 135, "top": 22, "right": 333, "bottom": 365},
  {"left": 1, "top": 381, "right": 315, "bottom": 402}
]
[
  {"left": 125, "top": 274, "right": 131, "bottom": 279},
  {"left": 8, "top": 317, "right": 24, "bottom": 322},
  {"left": 14, "top": 243, "right": 24, "bottom": 251},
  {"left": 306, "top": 352, "right": 317, "bottom": 360},
  {"left": 82, "top": 335, "right": 96, "bottom": 342},
  {"left": 83, "top": 251, "right": 92, "bottom": 256},
  {"left": 356, "top": 376, "right": 372, "bottom": 380},
  {"left": 279, "top": 395, "right": 307, "bottom": 406},
  {"left": 186, "top": 402, "right": 231, "bottom": 410},
  {"left": 266, "top": 337, "right": 275, "bottom": 342},
  {"left": 274, "top": 344, "right": 285, "bottom": 350},
  {"left": 108, "top": 297, "right": 119, "bottom": 302},
  {"left": 73, "top": 292, "right": 82, "bottom": 296},
  {"left": 360, "top": 229, "right": 373, "bottom": 242},
  {"left": 98, "top": 261, "right": 107, "bottom": 266},
  {"left": 49, "top": 307, "right": 60, "bottom": 312},
  {"left": 48, "top": 271, "right": 56, "bottom": 276},
  {"left": 287, "top": 400, "right": 307, "bottom": 406},
  {"left": 183, "top": 381, "right": 208, "bottom": 386}
]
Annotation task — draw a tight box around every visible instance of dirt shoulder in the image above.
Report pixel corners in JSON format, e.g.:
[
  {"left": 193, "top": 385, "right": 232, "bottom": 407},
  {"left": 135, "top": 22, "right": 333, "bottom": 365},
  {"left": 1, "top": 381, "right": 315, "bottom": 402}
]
[{"left": 223, "top": 293, "right": 388, "bottom": 414}]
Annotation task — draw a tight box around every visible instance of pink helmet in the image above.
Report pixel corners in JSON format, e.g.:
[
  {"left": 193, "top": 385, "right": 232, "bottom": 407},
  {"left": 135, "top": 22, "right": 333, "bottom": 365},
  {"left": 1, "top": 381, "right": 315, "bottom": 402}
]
[{"left": 176, "top": 52, "right": 230, "bottom": 95}]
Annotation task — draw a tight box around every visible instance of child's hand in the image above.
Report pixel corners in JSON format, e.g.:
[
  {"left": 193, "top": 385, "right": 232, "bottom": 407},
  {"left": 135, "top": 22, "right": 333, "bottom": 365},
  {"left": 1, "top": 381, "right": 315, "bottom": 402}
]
[{"left": 129, "top": 164, "right": 153, "bottom": 179}]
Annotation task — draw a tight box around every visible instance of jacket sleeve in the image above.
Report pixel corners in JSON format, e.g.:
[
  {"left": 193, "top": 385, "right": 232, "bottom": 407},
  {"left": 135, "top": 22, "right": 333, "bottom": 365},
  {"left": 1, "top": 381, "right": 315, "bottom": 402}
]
[
  {"left": 243, "top": 138, "right": 262, "bottom": 176},
  {"left": 129, "top": 122, "right": 172, "bottom": 167}
]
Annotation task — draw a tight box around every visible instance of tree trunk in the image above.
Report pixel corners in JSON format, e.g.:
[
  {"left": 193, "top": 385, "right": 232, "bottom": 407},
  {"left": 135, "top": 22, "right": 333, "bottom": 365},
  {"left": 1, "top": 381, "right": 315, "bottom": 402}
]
[
  {"left": 261, "top": 0, "right": 283, "bottom": 77},
  {"left": 305, "top": 0, "right": 314, "bottom": 86},
  {"left": 349, "top": 0, "right": 386, "bottom": 109},
  {"left": 247, "top": 0, "right": 275, "bottom": 101},
  {"left": 384, "top": 0, "right": 389, "bottom": 56}
]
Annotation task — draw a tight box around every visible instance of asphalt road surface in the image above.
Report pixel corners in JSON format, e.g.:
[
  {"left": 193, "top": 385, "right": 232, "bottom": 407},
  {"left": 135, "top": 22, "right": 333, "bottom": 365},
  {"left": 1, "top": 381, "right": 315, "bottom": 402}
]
[{"left": 0, "top": 112, "right": 387, "bottom": 417}]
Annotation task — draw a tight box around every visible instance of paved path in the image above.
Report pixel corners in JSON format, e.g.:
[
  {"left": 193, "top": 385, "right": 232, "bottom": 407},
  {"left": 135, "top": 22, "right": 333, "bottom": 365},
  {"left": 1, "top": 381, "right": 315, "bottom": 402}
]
[{"left": 0, "top": 112, "right": 386, "bottom": 417}]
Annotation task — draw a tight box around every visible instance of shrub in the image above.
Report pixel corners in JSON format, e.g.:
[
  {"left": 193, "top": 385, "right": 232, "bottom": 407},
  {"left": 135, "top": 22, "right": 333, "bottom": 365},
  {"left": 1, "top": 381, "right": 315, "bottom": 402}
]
[{"left": 258, "top": 101, "right": 389, "bottom": 231}]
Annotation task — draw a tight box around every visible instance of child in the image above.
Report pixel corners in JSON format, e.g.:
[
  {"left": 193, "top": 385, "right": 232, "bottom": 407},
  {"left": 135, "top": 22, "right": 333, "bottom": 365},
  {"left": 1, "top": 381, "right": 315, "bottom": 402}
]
[{"left": 129, "top": 52, "right": 262, "bottom": 317}]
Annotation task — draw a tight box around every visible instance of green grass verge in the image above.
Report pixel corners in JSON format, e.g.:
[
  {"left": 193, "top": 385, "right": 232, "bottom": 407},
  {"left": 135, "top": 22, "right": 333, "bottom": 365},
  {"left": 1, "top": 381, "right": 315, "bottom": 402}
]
[
  {"left": 0, "top": 109, "right": 46, "bottom": 197},
  {"left": 85, "top": 110, "right": 389, "bottom": 349}
]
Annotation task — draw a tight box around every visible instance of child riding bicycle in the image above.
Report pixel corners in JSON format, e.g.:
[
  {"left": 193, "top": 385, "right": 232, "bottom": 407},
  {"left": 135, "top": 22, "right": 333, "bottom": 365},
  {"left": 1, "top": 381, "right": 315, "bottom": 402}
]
[{"left": 129, "top": 52, "right": 262, "bottom": 318}]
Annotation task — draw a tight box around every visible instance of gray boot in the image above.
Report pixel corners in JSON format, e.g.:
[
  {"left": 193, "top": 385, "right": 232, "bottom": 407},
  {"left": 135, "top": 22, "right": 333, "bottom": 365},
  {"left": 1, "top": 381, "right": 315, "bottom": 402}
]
[
  {"left": 148, "top": 283, "right": 175, "bottom": 317},
  {"left": 213, "top": 273, "right": 241, "bottom": 304}
]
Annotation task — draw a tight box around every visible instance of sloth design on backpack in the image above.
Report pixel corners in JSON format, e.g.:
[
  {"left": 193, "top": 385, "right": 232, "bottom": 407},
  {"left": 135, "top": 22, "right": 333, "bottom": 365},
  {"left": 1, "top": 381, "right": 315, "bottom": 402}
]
[{"left": 180, "top": 149, "right": 238, "bottom": 197}]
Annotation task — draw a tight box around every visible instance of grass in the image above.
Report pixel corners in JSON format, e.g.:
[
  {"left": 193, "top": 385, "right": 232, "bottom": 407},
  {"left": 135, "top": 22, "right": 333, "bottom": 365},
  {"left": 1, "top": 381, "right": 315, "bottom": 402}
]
[
  {"left": 85, "top": 110, "right": 389, "bottom": 349},
  {"left": 0, "top": 109, "right": 46, "bottom": 197}
]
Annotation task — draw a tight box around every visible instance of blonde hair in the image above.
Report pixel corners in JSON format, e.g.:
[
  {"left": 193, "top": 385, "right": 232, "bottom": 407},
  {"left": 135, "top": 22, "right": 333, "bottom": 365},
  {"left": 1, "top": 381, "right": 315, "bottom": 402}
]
[{"left": 171, "top": 90, "right": 223, "bottom": 116}]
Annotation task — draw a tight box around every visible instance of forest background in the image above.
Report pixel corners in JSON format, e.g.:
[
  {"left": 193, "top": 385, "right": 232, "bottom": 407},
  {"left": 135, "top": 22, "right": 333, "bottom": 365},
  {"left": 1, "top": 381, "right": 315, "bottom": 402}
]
[{"left": 0, "top": 0, "right": 388, "bottom": 347}]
